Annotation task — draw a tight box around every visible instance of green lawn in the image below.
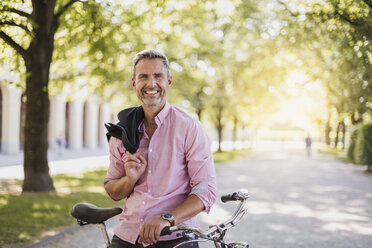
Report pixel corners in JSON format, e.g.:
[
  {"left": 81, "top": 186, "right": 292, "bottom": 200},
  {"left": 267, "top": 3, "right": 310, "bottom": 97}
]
[
  {"left": 0, "top": 169, "right": 123, "bottom": 248},
  {"left": 318, "top": 146, "right": 350, "bottom": 163},
  {"left": 0, "top": 149, "right": 250, "bottom": 248},
  {"left": 213, "top": 149, "right": 251, "bottom": 164}
]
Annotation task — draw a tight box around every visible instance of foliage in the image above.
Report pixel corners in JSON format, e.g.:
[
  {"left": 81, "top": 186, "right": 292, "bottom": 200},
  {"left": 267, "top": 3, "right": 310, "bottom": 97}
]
[
  {"left": 354, "top": 122, "right": 372, "bottom": 170},
  {"left": 1, "top": 0, "right": 371, "bottom": 157},
  {"left": 273, "top": 0, "right": 371, "bottom": 146}
]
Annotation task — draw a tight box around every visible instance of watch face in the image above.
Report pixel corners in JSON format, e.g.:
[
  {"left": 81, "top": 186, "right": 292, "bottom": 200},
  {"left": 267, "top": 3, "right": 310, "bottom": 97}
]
[
  {"left": 162, "top": 213, "right": 175, "bottom": 226},
  {"left": 163, "top": 213, "right": 172, "bottom": 219}
]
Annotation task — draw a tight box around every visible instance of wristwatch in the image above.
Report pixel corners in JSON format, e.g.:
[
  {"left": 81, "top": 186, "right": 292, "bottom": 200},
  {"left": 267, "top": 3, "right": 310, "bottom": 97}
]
[{"left": 161, "top": 213, "right": 175, "bottom": 226}]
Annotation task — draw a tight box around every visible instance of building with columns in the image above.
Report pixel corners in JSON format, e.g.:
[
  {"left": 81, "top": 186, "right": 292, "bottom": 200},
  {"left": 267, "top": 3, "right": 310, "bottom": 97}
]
[{"left": 0, "top": 81, "right": 116, "bottom": 155}]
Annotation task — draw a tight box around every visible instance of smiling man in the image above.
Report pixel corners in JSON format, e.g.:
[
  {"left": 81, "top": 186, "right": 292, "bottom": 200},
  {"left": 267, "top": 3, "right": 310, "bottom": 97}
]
[{"left": 104, "top": 50, "right": 217, "bottom": 248}]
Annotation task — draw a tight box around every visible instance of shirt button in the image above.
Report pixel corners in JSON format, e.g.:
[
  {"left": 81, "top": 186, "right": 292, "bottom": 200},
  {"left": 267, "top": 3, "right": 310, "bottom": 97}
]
[
  {"left": 148, "top": 170, "right": 152, "bottom": 174},
  {"left": 140, "top": 219, "right": 143, "bottom": 222},
  {"left": 149, "top": 149, "right": 152, "bottom": 152},
  {"left": 148, "top": 189, "right": 151, "bottom": 193},
  {"left": 142, "top": 201, "right": 145, "bottom": 205}
]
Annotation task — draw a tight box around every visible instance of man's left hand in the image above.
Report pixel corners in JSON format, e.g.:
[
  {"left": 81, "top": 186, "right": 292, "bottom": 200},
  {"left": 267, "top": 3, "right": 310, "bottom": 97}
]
[{"left": 138, "top": 217, "right": 171, "bottom": 245}]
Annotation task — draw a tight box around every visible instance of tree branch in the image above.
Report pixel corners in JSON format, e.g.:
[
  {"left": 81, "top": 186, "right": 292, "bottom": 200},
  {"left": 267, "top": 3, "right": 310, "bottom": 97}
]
[
  {"left": 0, "top": 21, "right": 32, "bottom": 34},
  {"left": 2, "top": 7, "right": 31, "bottom": 19},
  {"left": 56, "top": 0, "right": 81, "bottom": 19},
  {"left": 0, "top": 31, "right": 28, "bottom": 59}
]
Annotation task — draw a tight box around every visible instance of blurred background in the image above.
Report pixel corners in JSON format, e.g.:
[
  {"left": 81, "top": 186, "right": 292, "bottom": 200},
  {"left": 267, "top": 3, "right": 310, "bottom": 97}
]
[
  {"left": 1, "top": 0, "right": 372, "bottom": 247},
  {"left": 1, "top": 0, "right": 370, "bottom": 158}
]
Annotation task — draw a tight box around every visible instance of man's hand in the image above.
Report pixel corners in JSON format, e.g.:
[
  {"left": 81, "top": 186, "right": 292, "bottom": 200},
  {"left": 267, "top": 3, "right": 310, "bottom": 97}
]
[
  {"left": 138, "top": 218, "right": 170, "bottom": 245},
  {"left": 124, "top": 151, "right": 147, "bottom": 185}
]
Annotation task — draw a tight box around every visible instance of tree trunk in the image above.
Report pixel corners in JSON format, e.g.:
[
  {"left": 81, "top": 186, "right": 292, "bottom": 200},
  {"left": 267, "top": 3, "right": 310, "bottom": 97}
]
[
  {"left": 232, "top": 116, "right": 238, "bottom": 151},
  {"left": 196, "top": 108, "right": 202, "bottom": 121},
  {"left": 334, "top": 122, "right": 341, "bottom": 148},
  {"left": 325, "top": 121, "right": 331, "bottom": 146},
  {"left": 22, "top": 0, "right": 58, "bottom": 192},
  {"left": 215, "top": 105, "right": 224, "bottom": 153},
  {"left": 340, "top": 120, "right": 345, "bottom": 149}
]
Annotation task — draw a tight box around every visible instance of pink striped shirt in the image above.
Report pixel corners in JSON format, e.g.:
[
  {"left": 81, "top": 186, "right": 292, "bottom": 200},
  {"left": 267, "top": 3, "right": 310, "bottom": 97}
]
[{"left": 105, "top": 102, "right": 217, "bottom": 244}]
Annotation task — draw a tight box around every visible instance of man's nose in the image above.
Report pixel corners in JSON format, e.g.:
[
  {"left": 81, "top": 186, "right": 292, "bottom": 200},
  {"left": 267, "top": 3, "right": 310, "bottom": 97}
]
[{"left": 147, "top": 76, "right": 157, "bottom": 87}]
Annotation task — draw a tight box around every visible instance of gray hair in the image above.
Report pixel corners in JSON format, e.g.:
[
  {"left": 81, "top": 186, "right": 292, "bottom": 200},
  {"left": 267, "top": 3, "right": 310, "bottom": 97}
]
[{"left": 132, "top": 49, "right": 171, "bottom": 78}]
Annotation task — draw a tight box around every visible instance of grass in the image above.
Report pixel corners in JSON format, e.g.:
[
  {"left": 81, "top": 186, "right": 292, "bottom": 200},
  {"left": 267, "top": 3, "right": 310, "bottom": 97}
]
[
  {"left": 319, "top": 147, "right": 372, "bottom": 175},
  {"left": 0, "top": 168, "right": 124, "bottom": 248},
  {"left": 318, "top": 146, "right": 356, "bottom": 164},
  {"left": 213, "top": 149, "right": 252, "bottom": 164},
  {"left": 0, "top": 150, "right": 250, "bottom": 248}
]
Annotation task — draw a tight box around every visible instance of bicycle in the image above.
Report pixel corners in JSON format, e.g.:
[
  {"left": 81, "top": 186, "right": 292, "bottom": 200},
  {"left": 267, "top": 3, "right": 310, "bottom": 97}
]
[{"left": 70, "top": 190, "right": 249, "bottom": 248}]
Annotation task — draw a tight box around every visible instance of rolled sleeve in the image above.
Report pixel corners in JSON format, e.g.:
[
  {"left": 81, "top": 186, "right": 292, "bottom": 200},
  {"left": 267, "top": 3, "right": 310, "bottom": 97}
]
[
  {"left": 185, "top": 121, "right": 217, "bottom": 213},
  {"left": 106, "top": 137, "right": 126, "bottom": 180},
  {"left": 104, "top": 137, "right": 127, "bottom": 199}
]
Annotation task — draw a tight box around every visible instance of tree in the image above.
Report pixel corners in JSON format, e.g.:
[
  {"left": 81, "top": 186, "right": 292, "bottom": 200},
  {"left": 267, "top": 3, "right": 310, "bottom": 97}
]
[
  {"left": 0, "top": 0, "right": 121, "bottom": 192},
  {"left": 275, "top": 0, "right": 372, "bottom": 146}
]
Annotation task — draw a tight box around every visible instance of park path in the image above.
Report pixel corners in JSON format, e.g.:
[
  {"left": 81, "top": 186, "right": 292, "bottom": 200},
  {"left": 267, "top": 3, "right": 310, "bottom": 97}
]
[
  {"left": 31, "top": 142, "right": 372, "bottom": 248},
  {"left": 208, "top": 142, "right": 372, "bottom": 248}
]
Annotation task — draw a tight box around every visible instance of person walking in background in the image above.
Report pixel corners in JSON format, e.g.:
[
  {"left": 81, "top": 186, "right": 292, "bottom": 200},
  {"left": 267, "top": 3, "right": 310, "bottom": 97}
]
[
  {"left": 305, "top": 135, "right": 312, "bottom": 157},
  {"left": 103, "top": 50, "right": 217, "bottom": 247},
  {"left": 56, "top": 133, "right": 66, "bottom": 155}
]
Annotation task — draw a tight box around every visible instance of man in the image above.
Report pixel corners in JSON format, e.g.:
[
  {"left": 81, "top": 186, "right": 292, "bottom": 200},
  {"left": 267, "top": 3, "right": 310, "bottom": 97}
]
[{"left": 104, "top": 50, "right": 217, "bottom": 248}]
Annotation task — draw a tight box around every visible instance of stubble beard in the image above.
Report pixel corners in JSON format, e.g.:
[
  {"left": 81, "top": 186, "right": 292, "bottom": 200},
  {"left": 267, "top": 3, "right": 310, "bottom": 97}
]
[{"left": 139, "top": 91, "right": 165, "bottom": 108}]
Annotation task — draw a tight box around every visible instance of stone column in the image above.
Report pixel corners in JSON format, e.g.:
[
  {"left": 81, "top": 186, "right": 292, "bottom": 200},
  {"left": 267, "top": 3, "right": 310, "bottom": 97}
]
[
  {"left": 48, "top": 94, "right": 66, "bottom": 150},
  {"left": 67, "top": 99, "right": 84, "bottom": 150},
  {"left": 0, "top": 83, "right": 22, "bottom": 154},
  {"left": 84, "top": 97, "right": 99, "bottom": 150},
  {"left": 98, "top": 103, "right": 112, "bottom": 148}
]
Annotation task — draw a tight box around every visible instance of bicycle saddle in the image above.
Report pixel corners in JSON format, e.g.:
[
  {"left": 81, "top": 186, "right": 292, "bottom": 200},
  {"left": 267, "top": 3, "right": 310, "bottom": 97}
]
[{"left": 70, "top": 202, "right": 122, "bottom": 225}]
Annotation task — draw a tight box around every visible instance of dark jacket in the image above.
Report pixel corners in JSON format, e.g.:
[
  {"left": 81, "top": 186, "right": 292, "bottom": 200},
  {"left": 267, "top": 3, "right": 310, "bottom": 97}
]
[{"left": 105, "top": 106, "right": 144, "bottom": 154}]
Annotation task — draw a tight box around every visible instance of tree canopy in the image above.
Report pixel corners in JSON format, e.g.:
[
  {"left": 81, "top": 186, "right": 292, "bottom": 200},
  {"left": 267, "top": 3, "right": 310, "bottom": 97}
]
[{"left": 1, "top": 0, "right": 371, "bottom": 191}]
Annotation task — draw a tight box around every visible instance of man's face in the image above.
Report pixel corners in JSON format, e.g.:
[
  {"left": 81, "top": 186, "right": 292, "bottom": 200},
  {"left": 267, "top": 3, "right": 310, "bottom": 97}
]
[{"left": 132, "top": 58, "right": 172, "bottom": 109}]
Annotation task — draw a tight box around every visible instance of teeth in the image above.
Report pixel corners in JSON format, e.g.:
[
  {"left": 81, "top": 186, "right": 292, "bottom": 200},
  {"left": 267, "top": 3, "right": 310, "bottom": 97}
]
[{"left": 145, "top": 90, "right": 157, "bottom": 94}]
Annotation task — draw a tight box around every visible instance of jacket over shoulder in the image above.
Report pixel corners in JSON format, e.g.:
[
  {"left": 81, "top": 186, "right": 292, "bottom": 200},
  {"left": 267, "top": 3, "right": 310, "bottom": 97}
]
[{"left": 104, "top": 106, "right": 144, "bottom": 154}]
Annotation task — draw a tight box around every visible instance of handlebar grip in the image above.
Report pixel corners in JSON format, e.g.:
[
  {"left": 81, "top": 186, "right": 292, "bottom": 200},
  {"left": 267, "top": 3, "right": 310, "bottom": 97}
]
[
  {"left": 221, "top": 193, "right": 239, "bottom": 202},
  {"left": 160, "top": 226, "right": 172, "bottom": 236}
]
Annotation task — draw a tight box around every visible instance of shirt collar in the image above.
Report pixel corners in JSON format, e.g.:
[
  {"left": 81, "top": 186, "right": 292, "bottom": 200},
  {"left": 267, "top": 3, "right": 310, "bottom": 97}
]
[{"left": 155, "top": 101, "right": 170, "bottom": 125}]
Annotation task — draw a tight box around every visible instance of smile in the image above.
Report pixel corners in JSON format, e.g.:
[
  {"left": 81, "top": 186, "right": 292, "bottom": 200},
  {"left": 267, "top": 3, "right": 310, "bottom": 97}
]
[{"left": 144, "top": 90, "right": 159, "bottom": 95}]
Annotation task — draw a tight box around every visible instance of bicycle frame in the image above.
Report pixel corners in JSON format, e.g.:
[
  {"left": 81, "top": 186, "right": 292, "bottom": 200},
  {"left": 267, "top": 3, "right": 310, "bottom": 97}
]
[{"left": 70, "top": 190, "right": 249, "bottom": 248}]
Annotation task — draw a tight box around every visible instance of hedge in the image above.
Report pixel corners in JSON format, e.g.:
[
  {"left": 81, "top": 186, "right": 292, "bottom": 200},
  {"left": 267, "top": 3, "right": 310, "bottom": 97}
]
[{"left": 354, "top": 122, "right": 372, "bottom": 171}]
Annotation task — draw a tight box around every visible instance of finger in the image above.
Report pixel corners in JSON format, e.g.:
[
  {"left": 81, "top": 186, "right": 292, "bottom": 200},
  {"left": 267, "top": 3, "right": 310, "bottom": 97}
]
[
  {"left": 126, "top": 151, "right": 141, "bottom": 163},
  {"left": 124, "top": 161, "right": 139, "bottom": 170},
  {"left": 155, "top": 224, "right": 161, "bottom": 241},
  {"left": 148, "top": 225, "right": 157, "bottom": 244},
  {"left": 142, "top": 225, "right": 150, "bottom": 245},
  {"left": 139, "top": 225, "right": 145, "bottom": 244},
  {"left": 138, "top": 155, "right": 147, "bottom": 166}
]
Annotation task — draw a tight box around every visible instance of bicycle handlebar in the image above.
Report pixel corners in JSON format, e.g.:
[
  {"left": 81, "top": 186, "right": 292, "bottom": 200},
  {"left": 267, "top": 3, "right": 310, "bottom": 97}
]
[
  {"left": 160, "top": 190, "right": 249, "bottom": 238},
  {"left": 221, "top": 193, "right": 239, "bottom": 202},
  {"left": 221, "top": 191, "right": 249, "bottom": 202},
  {"left": 160, "top": 226, "right": 172, "bottom": 236}
]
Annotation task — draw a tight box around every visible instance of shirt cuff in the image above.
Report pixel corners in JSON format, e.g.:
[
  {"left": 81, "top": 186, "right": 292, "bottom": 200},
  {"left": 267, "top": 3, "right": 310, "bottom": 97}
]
[{"left": 189, "top": 182, "right": 216, "bottom": 213}]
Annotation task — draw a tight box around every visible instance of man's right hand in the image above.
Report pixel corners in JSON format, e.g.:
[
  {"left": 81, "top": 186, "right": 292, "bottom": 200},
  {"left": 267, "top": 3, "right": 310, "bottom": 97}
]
[{"left": 124, "top": 151, "right": 147, "bottom": 185}]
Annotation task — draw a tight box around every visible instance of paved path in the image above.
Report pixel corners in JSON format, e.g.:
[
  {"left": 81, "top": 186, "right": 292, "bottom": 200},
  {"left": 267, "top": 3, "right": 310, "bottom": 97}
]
[
  {"left": 0, "top": 148, "right": 109, "bottom": 181},
  {"left": 22, "top": 143, "right": 372, "bottom": 247},
  {"left": 215, "top": 145, "right": 372, "bottom": 248}
]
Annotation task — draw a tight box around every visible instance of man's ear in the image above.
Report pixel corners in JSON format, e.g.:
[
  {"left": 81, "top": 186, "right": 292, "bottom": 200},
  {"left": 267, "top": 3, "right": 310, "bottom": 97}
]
[
  {"left": 132, "top": 77, "right": 136, "bottom": 88},
  {"left": 168, "top": 76, "right": 173, "bottom": 87}
]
